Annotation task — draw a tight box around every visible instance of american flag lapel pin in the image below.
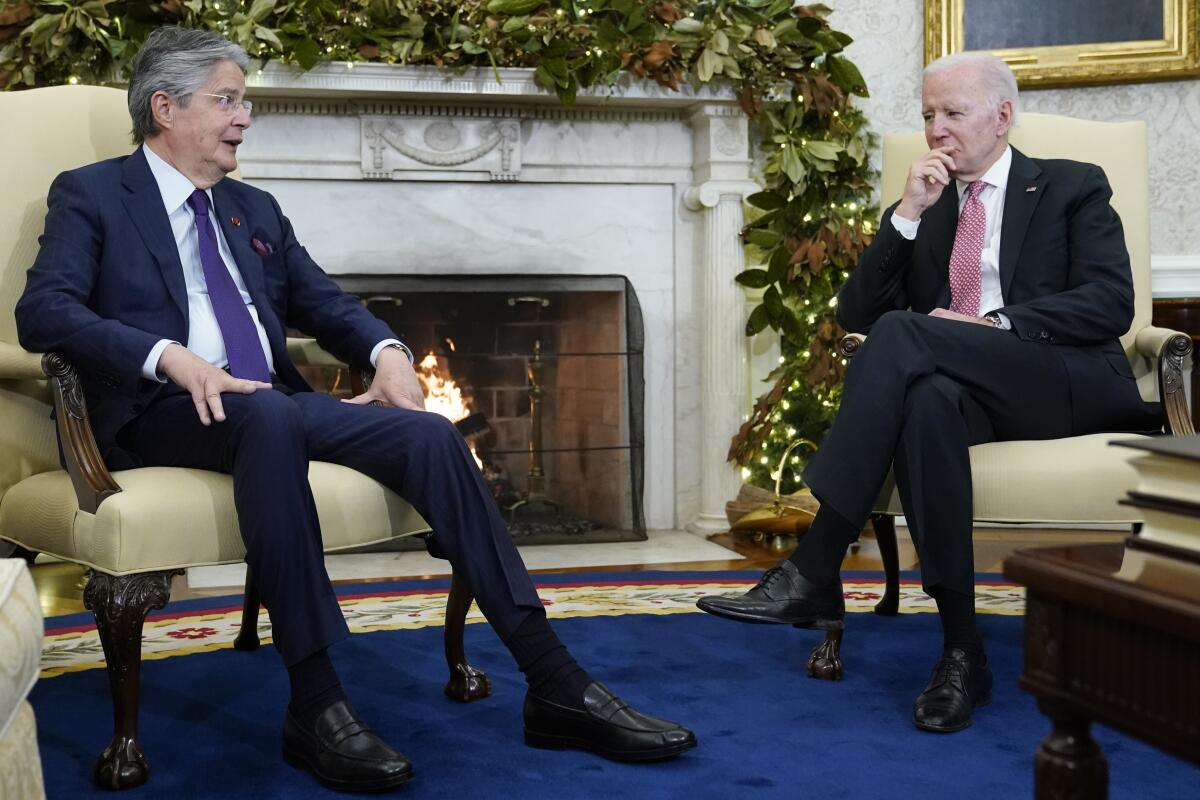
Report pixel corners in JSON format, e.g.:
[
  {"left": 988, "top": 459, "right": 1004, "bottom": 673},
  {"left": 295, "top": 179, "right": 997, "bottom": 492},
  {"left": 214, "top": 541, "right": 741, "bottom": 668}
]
[
  {"left": 231, "top": 216, "right": 242, "bottom": 226},
  {"left": 1026, "top": 185, "right": 1037, "bottom": 193}
]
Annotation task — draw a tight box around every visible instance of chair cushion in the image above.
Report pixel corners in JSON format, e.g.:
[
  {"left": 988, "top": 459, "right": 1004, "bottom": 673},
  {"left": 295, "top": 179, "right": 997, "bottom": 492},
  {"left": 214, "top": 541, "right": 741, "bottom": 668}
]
[
  {"left": 0, "top": 559, "right": 41, "bottom": 740},
  {"left": 874, "top": 432, "right": 1148, "bottom": 524},
  {"left": 0, "top": 463, "right": 430, "bottom": 575}
]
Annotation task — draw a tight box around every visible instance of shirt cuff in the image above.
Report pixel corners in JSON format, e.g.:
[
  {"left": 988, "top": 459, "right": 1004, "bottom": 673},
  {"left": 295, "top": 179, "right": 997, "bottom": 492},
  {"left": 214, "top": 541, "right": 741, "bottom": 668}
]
[
  {"left": 890, "top": 213, "right": 920, "bottom": 240},
  {"left": 370, "top": 339, "right": 414, "bottom": 367},
  {"left": 142, "top": 339, "right": 178, "bottom": 382}
]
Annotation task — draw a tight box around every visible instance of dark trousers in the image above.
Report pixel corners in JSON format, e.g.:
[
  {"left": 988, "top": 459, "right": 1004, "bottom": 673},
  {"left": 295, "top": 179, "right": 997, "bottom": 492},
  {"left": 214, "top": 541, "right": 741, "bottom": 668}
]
[
  {"left": 802, "top": 311, "right": 1151, "bottom": 595},
  {"left": 118, "top": 386, "right": 544, "bottom": 666}
]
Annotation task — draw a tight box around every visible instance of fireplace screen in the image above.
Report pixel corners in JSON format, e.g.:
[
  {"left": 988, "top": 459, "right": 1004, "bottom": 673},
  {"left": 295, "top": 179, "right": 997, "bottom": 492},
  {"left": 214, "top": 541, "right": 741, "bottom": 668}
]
[{"left": 318, "top": 274, "right": 645, "bottom": 544}]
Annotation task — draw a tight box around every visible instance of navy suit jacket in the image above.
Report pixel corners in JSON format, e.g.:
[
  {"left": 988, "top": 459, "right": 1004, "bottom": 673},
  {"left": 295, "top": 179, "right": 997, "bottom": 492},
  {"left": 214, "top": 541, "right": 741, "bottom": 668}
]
[
  {"left": 16, "top": 147, "right": 397, "bottom": 468},
  {"left": 837, "top": 147, "right": 1154, "bottom": 434}
]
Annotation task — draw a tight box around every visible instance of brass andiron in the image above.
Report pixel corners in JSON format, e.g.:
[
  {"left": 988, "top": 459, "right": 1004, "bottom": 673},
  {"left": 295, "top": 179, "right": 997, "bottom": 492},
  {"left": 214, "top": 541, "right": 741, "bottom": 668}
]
[{"left": 507, "top": 340, "right": 559, "bottom": 521}]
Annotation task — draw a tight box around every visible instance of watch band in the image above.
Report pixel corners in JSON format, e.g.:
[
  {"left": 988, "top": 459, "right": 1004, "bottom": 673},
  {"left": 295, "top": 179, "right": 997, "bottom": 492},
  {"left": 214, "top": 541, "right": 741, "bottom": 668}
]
[{"left": 385, "top": 342, "right": 415, "bottom": 363}]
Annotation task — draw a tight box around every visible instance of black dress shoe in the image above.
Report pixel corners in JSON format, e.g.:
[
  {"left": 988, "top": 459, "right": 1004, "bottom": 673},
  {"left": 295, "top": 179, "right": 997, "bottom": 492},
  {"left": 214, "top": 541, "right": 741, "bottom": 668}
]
[
  {"left": 696, "top": 560, "right": 844, "bottom": 628},
  {"left": 282, "top": 700, "right": 413, "bottom": 791},
  {"left": 524, "top": 682, "right": 697, "bottom": 762},
  {"left": 912, "top": 648, "right": 993, "bottom": 733}
]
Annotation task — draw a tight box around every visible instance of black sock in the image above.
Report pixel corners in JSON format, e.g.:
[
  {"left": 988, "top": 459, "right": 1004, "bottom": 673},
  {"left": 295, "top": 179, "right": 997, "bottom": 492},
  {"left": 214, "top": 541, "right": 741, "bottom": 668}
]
[
  {"left": 787, "top": 504, "right": 860, "bottom": 585},
  {"left": 505, "top": 610, "right": 593, "bottom": 710},
  {"left": 929, "top": 587, "right": 984, "bottom": 658},
  {"left": 287, "top": 648, "right": 348, "bottom": 729}
]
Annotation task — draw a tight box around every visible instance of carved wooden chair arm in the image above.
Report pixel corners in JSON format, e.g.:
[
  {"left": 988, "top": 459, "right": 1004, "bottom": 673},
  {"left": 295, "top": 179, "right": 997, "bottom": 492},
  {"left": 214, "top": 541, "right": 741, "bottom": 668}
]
[
  {"left": 1135, "top": 326, "right": 1194, "bottom": 436},
  {"left": 40, "top": 352, "right": 122, "bottom": 514},
  {"left": 838, "top": 333, "right": 866, "bottom": 359}
]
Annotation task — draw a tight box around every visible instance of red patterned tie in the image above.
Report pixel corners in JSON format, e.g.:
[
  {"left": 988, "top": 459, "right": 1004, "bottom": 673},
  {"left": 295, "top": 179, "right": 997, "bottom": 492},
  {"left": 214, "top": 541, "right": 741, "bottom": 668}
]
[{"left": 948, "top": 180, "right": 987, "bottom": 316}]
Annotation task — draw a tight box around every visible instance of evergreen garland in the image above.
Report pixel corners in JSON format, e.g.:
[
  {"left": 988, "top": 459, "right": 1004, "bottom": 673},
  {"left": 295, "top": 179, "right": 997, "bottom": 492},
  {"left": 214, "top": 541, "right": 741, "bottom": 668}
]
[{"left": 1, "top": 0, "right": 876, "bottom": 491}]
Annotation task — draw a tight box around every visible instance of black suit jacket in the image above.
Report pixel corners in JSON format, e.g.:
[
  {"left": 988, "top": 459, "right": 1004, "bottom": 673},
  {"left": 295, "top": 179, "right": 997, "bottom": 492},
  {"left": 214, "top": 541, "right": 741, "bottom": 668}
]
[
  {"left": 837, "top": 146, "right": 1151, "bottom": 434},
  {"left": 16, "top": 147, "right": 398, "bottom": 467}
]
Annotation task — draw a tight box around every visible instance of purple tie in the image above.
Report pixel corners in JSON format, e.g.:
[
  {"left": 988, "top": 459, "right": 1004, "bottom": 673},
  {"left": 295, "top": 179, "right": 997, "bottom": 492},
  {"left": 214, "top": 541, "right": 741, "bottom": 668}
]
[{"left": 187, "top": 190, "right": 271, "bottom": 382}]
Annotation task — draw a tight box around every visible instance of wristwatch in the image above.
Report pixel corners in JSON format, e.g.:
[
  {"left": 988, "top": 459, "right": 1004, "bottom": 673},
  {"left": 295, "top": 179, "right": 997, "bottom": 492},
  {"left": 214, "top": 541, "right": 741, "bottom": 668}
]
[
  {"left": 384, "top": 342, "right": 415, "bottom": 363},
  {"left": 983, "top": 312, "right": 1004, "bottom": 329}
]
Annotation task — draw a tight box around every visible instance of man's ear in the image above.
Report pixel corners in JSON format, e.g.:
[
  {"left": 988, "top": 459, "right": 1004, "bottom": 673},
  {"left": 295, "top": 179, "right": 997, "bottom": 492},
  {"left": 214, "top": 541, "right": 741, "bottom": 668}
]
[
  {"left": 149, "top": 90, "right": 174, "bottom": 132},
  {"left": 995, "top": 98, "right": 1014, "bottom": 138}
]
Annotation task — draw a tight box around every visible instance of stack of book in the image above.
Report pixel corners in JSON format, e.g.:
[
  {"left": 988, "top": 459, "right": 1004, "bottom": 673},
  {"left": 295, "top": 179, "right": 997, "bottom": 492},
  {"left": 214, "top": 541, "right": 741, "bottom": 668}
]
[{"left": 1112, "top": 435, "right": 1200, "bottom": 600}]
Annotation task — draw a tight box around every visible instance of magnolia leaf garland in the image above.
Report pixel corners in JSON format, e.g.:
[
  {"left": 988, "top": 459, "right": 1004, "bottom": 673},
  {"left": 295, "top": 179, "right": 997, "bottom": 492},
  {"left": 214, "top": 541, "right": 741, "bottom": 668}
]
[{"left": 2, "top": 0, "right": 877, "bottom": 489}]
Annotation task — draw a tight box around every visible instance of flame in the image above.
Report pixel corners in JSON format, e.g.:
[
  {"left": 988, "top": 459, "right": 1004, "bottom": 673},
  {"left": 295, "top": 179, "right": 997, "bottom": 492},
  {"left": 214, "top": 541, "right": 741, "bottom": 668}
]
[{"left": 416, "top": 350, "right": 482, "bottom": 468}]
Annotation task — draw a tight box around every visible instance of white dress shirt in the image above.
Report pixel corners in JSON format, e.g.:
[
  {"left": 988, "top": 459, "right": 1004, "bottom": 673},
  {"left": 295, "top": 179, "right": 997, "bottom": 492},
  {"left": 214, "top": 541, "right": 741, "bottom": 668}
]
[
  {"left": 890, "top": 145, "right": 1012, "bottom": 323},
  {"left": 140, "top": 144, "right": 276, "bottom": 380},
  {"left": 140, "top": 145, "right": 404, "bottom": 380}
]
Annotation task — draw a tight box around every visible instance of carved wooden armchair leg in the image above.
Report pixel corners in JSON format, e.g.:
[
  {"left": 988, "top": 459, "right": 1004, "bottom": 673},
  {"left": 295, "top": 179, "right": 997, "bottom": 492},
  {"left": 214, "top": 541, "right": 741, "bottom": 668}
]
[
  {"left": 443, "top": 570, "right": 492, "bottom": 702},
  {"left": 82, "top": 569, "right": 180, "bottom": 790},
  {"left": 804, "top": 619, "right": 845, "bottom": 681},
  {"left": 872, "top": 514, "right": 901, "bottom": 616},
  {"left": 233, "top": 567, "right": 262, "bottom": 651}
]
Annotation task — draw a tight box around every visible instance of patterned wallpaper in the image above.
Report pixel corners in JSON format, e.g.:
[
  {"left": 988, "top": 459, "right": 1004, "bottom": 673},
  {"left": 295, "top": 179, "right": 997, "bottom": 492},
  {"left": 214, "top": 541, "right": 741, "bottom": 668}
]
[{"left": 828, "top": 0, "right": 1200, "bottom": 256}]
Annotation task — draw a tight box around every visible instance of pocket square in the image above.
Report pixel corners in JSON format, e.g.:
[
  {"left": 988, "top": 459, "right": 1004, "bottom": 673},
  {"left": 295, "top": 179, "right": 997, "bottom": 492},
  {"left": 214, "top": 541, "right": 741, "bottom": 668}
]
[{"left": 251, "top": 237, "right": 274, "bottom": 256}]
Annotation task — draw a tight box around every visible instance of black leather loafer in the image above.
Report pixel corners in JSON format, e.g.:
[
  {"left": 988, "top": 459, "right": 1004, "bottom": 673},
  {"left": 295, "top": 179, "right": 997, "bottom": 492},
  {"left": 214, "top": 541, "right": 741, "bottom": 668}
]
[
  {"left": 696, "top": 560, "right": 844, "bottom": 628},
  {"left": 282, "top": 700, "right": 413, "bottom": 791},
  {"left": 912, "top": 648, "right": 993, "bottom": 733},
  {"left": 524, "top": 682, "right": 697, "bottom": 762}
]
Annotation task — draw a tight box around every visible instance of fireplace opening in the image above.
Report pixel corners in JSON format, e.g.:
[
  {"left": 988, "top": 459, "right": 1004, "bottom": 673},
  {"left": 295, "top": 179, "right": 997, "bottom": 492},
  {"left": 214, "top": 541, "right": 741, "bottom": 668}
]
[{"left": 305, "top": 274, "right": 646, "bottom": 545}]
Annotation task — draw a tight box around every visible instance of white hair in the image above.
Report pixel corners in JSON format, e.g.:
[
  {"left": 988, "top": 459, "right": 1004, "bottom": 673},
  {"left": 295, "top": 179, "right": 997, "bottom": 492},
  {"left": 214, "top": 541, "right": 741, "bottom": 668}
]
[{"left": 924, "top": 52, "right": 1020, "bottom": 126}]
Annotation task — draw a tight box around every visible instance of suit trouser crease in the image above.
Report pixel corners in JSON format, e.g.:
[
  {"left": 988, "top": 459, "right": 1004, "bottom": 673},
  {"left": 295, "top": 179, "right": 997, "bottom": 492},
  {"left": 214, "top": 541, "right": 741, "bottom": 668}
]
[
  {"left": 118, "top": 387, "right": 543, "bottom": 666},
  {"left": 801, "top": 311, "right": 1084, "bottom": 594}
]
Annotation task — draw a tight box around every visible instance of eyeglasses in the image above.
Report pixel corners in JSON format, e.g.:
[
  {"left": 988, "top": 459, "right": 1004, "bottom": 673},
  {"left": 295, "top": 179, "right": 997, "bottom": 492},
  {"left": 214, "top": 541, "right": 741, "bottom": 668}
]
[{"left": 197, "top": 92, "right": 253, "bottom": 116}]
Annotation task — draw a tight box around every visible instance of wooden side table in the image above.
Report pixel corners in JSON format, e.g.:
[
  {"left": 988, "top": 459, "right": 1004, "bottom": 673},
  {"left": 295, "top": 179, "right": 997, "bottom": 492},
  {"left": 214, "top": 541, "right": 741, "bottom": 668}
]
[
  {"left": 1153, "top": 298, "right": 1200, "bottom": 430},
  {"left": 1003, "top": 544, "right": 1200, "bottom": 799}
]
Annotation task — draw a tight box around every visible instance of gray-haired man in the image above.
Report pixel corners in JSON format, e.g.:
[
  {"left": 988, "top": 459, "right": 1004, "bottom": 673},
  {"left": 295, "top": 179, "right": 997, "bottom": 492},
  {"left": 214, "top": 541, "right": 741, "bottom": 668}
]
[{"left": 19, "top": 25, "right": 695, "bottom": 792}]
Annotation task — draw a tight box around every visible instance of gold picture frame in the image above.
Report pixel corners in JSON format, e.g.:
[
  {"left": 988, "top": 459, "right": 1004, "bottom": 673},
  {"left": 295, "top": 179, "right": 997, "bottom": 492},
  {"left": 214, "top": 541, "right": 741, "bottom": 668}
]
[{"left": 925, "top": 0, "right": 1200, "bottom": 88}]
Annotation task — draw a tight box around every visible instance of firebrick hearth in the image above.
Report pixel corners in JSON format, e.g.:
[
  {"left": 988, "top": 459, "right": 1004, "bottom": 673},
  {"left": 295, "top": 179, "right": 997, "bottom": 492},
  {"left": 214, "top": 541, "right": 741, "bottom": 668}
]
[{"left": 307, "top": 275, "right": 645, "bottom": 546}]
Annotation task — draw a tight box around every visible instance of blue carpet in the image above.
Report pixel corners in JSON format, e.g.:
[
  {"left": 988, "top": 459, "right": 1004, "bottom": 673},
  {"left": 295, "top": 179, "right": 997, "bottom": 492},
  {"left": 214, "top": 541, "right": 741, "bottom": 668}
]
[{"left": 32, "top": 572, "right": 1200, "bottom": 799}]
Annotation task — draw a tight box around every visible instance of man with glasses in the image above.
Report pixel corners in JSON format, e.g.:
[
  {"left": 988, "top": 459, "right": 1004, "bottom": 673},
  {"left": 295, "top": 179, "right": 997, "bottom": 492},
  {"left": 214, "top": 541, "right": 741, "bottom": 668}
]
[{"left": 17, "top": 25, "right": 694, "bottom": 792}]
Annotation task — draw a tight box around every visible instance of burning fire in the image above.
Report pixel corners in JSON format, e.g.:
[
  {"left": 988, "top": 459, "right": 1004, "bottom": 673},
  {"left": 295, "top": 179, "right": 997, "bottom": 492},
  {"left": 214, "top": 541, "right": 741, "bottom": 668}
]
[{"left": 415, "top": 350, "right": 483, "bottom": 468}]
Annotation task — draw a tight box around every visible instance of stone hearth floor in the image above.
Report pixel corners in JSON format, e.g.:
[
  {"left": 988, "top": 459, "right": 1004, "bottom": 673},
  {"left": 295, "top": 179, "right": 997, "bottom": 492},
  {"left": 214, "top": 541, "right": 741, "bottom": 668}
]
[{"left": 185, "top": 530, "right": 737, "bottom": 590}]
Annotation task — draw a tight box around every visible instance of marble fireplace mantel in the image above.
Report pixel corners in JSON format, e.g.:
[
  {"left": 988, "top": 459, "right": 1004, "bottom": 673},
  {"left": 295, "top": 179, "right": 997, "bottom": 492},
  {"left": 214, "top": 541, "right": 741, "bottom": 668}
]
[{"left": 239, "top": 62, "right": 770, "bottom": 533}]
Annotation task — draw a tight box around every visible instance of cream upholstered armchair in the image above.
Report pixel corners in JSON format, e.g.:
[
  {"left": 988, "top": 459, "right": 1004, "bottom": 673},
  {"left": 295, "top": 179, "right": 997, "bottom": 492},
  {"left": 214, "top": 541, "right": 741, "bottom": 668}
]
[
  {"left": 802, "top": 114, "right": 1193, "bottom": 679},
  {"left": 0, "top": 85, "right": 491, "bottom": 790}
]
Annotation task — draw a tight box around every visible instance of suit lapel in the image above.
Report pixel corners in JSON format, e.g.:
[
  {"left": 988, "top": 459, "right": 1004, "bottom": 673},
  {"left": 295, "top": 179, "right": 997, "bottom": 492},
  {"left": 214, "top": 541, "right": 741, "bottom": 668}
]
[
  {"left": 120, "top": 149, "right": 188, "bottom": 323},
  {"left": 210, "top": 182, "right": 266, "bottom": 300},
  {"left": 999, "top": 147, "right": 1046, "bottom": 301}
]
